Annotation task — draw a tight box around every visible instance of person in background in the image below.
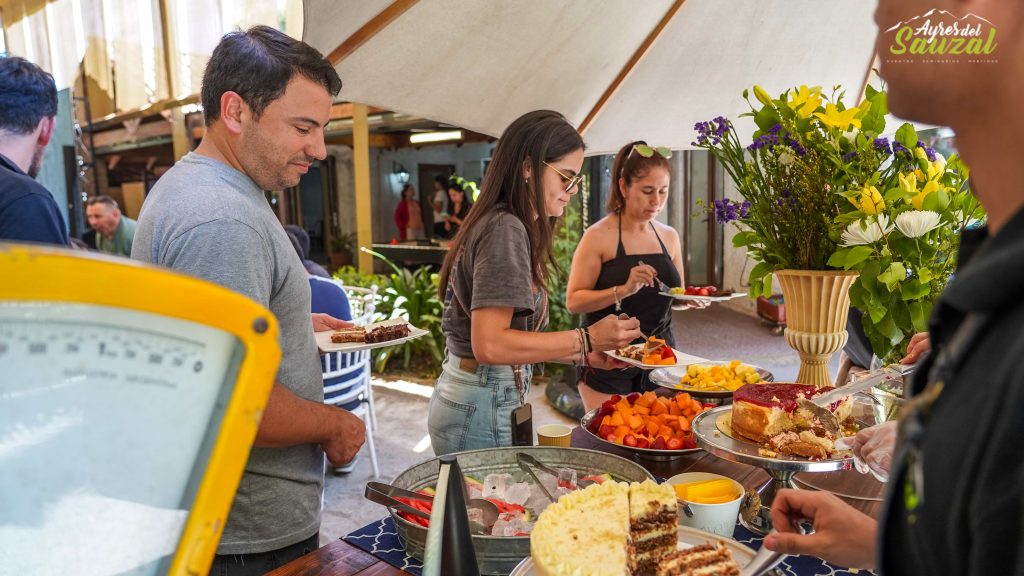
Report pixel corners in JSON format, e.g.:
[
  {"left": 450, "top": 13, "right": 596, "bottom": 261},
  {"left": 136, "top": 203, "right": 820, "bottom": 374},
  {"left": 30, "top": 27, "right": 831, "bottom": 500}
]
[
  {"left": 431, "top": 175, "right": 448, "bottom": 238},
  {"left": 394, "top": 183, "right": 424, "bottom": 241},
  {"left": 567, "top": 141, "right": 698, "bottom": 412},
  {"left": 429, "top": 109, "right": 641, "bottom": 455},
  {"left": 764, "top": 0, "right": 1024, "bottom": 573},
  {"left": 284, "top": 224, "right": 330, "bottom": 278},
  {"left": 86, "top": 195, "right": 137, "bottom": 257},
  {"left": 131, "top": 26, "right": 364, "bottom": 574},
  {"left": 0, "top": 56, "right": 68, "bottom": 246},
  {"left": 443, "top": 179, "right": 472, "bottom": 239}
]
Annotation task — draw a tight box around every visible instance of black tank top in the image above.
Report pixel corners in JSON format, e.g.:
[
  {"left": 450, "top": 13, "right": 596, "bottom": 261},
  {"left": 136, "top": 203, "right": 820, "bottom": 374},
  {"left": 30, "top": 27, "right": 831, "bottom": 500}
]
[{"left": 583, "top": 218, "right": 680, "bottom": 344}]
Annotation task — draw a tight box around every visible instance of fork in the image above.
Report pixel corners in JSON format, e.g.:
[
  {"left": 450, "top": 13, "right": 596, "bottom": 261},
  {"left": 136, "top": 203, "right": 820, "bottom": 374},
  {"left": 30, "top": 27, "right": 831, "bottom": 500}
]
[{"left": 638, "top": 260, "right": 673, "bottom": 293}]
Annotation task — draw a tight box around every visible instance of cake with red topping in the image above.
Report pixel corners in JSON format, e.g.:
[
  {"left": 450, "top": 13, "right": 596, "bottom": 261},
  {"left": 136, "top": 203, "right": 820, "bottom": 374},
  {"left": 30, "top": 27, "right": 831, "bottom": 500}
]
[{"left": 731, "top": 383, "right": 852, "bottom": 458}]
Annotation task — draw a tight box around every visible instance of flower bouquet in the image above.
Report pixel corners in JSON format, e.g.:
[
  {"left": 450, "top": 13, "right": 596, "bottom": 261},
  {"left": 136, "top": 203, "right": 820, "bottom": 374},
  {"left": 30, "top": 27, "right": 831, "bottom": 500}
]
[{"left": 829, "top": 122, "right": 980, "bottom": 363}]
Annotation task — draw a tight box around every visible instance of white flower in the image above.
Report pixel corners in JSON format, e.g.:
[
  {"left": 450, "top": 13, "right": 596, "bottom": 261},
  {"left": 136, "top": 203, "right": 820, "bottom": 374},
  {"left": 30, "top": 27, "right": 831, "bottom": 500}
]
[
  {"left": 778, "top": 151, "right": 796, "bottom": 166},
  {"left": 842, "top": 214, "right": 894, "bottom": 246},
  {"left": 895, "top": 210, "right": 942, "bottom": 238}
]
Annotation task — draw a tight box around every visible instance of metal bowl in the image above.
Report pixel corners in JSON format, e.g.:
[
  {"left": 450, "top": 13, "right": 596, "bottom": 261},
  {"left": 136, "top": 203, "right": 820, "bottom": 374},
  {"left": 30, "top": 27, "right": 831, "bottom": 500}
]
[
  {"left": 385, "top": 446, "right": 653, "bottom": 575},
  {"left": 580, "top": 407, "right": 702, "bottom": 461},
  {"left": 649, "top": 363, "right": 774, "bottom": 402}
]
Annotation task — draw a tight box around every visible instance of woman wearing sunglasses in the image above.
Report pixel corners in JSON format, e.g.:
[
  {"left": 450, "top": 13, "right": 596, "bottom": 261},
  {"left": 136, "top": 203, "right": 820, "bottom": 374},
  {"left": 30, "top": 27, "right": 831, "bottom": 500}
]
[
  {"left": 567, "top": 140, "right": 693, "bottom": 411},
  {"left": 429, "top": 111, "right": 642, "bottom": 455}
]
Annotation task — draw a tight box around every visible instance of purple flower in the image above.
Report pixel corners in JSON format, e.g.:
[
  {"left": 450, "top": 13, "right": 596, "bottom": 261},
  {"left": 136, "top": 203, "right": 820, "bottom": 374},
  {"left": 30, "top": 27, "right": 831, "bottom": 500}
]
[
  {"left": 915, "top": 141, "right": 938, "bottom": 161},
  {"left": 873, "top": 137, "right": 891, "bottom": 154},
  {"left": 893, "top": 142, "right": 911, "bottom": 156},
  {"left": 781, "top": 188, "right": 792, "bottom": 199},
  {"left": 694, "top": 117, "right": 731, "bottom": 146},
  {"left": 769, "top": 124, "right": 783, "bottom": 134},
  {"left": 747, "top": 133, "right": 780, "bottom": 151},
  {"left": 843, "top": 151, "right": 858, "bottom": 162},
  {"left": 783, "top": 135, "right": 808, "bottom": 157},
  {"left": 713, "top": 199, "right": 748, "bottom": 224}
]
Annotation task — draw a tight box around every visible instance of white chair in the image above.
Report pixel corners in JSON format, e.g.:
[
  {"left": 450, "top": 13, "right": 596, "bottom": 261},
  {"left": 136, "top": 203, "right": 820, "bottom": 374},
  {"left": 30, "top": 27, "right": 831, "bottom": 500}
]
[{"left": 321, "top": 282, "right": 380, "bottom": 478}]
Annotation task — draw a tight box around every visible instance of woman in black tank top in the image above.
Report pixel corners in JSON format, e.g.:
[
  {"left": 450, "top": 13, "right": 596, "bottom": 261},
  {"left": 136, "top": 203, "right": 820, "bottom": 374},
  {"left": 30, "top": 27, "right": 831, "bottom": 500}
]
[{"left": 566, "top": 141, "right": 697, "bottom": 411}]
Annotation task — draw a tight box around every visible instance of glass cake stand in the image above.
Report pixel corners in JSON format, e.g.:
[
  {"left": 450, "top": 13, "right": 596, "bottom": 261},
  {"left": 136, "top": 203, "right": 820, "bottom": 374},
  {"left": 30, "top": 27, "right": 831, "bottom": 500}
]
[{"left": 691, "top": 405, "right": 870, "bottom": 536}]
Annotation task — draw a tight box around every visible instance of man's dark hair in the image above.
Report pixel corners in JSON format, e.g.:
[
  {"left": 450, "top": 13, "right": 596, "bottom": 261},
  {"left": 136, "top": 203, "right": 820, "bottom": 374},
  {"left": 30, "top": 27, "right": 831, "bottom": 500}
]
[
  {"left": 201, "top": 25, "right": 342, "bottom": 127},
  {"left": 0, "top": 56, "right": 58, "bottom": 135},
  {"left": 86, "top": 195, "right": 120, "bottom": 210}
]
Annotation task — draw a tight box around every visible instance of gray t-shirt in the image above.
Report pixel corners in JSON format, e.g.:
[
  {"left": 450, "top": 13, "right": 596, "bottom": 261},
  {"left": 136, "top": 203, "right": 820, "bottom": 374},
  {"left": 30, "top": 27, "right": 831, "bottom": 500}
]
[
  {"left": 442, "top": 209, "right": 544, "bottom": 359},
  {"left": 132, "top": 152, "right": 324, "bottom": 555}
]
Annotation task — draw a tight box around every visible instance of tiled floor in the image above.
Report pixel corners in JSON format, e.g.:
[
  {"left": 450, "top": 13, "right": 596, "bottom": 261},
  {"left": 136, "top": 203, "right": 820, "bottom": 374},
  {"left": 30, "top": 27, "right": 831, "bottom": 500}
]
[{"left": 319, "top": 305, "right": 838, "bottom": 544}]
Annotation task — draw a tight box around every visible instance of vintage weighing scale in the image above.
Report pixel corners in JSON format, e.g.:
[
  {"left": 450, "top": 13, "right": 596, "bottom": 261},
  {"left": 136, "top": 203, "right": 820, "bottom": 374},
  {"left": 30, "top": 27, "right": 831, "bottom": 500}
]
[{"left": 0, "top": 244, "right": 281, "bottom": 575}]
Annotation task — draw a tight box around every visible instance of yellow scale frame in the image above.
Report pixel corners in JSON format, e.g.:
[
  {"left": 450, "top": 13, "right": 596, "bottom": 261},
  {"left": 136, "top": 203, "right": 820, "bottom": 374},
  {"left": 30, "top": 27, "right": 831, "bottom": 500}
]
[{"left": 0, "top": 243, "right": 281, "bottom": 575}]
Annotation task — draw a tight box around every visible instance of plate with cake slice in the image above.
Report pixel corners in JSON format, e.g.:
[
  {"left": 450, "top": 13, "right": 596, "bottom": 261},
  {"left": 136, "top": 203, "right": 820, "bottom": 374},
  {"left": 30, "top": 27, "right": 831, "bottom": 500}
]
[
  {"left": 514, "top": 479, "right": 757, "bottom": 575},
  {"left": 691, "top": 383, "right": 876, "bottom": 470},
  {"left": 314, "top": 319, "right": 429, "bottom": 353}
]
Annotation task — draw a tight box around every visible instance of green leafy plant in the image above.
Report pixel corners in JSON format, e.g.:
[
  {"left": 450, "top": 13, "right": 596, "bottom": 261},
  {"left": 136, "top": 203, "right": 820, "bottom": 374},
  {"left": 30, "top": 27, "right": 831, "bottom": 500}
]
[
  {"left": 828, "top": 124, "right": 981, "bottom": 363},
  {"left": 694, "top": 84, "right": 891, "bottom": 298},
  {"left": 331, "top": 265, "right": 383, "bottom": 289},
  {"left": 330, "top": 232, "right": 358, "bottom": 255},
  {"left": 363, "top": 249, "right": 444, "bottom": 372}
]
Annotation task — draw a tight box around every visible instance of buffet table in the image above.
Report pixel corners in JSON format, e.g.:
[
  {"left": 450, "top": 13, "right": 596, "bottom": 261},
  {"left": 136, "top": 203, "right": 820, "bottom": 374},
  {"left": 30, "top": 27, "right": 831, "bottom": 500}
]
[{"left": 272, "top": 427, "right": 885, "bottom": 576}]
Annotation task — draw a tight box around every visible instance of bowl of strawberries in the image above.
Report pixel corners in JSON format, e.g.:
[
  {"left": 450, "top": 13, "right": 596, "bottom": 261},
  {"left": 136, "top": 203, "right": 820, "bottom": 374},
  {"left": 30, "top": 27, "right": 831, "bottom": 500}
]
[{"left": 582, "top": 390, "right": 711, "bottom": 461}]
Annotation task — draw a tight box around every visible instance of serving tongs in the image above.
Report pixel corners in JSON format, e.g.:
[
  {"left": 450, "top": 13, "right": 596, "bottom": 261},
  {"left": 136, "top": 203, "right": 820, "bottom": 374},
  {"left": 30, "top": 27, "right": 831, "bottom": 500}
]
[
  {"left": 515, "top": 453, "right": 596, "bottom": 503},
  {"left": 364, "top": 481, "right": 499, "bottom": 533},
  {"left": 796, "top": 363, "right": 916, "bottom": 435}
]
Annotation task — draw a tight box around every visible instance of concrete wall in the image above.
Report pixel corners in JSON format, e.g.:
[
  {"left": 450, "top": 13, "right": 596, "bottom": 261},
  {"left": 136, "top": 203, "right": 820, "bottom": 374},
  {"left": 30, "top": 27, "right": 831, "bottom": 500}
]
[{"left": 719, "top": 177, "right": 759, "bottom": 317}]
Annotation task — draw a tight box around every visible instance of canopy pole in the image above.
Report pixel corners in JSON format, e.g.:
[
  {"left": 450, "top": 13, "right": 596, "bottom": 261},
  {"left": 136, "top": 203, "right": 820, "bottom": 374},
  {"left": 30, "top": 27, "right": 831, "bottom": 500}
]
[
  {"left": 578, "top": 0, "right": 687, "bottom": 135},
  {"left": 327, "top": 0, "right": 420, "bottom": 66},
  {"left": 353, "top": 103, "right": 374, "bottom": 273},
  {"left": 857, "top": 52, "right": 881, "bottom": 104}
]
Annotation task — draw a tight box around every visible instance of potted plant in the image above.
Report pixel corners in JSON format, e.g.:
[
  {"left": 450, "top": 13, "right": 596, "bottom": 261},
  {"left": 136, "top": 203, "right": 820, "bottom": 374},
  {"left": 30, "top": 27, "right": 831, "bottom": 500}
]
[
  {"left": 329, "top": 232, "right": 357, "bottom": 271},
  {"left": 693, "top": 84, "right": 889, "bottom": 386}
]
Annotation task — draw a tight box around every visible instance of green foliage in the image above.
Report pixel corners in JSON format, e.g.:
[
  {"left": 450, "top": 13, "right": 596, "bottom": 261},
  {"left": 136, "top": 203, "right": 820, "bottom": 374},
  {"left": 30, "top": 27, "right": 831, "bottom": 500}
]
[
  {"left": 332, "top": 265, "right": 382, "bottom": 289},
  {"left": 362, "top": 249, "right": 444, "bottom": 372},
  {"left": 832, "top": 147, "right": 982, "bottom": 363},
  {"left": 696, "top": 84, "right": 892, "bottom": 299},
  {"left": 330, "top": 232, "right": 358, "bottom": 254}
]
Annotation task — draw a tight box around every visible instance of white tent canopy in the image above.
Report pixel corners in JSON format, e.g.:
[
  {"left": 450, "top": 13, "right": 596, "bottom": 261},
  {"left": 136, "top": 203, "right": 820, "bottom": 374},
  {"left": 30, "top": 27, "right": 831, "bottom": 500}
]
[{"left": 303, "top": 0, "right": 881, "bottom": 155}]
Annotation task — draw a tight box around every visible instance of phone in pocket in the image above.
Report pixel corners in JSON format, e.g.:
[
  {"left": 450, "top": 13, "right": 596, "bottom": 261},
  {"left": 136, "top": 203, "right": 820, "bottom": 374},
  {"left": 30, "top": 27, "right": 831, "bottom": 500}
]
[{"left": 511, "top": 403, "right": 533, "bottom": 446}]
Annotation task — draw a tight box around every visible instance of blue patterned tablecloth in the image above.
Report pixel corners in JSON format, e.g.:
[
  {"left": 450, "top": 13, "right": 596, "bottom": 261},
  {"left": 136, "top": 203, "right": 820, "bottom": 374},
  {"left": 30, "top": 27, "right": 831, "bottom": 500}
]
[{"left": 344, "top": 516, "right": 873, "bottom": 576}]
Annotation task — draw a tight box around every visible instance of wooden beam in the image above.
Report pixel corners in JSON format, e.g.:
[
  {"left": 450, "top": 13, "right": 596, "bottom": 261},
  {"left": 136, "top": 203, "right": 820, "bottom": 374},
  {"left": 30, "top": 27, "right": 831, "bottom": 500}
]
[
  {"left": 92, "top": 120, "right": 173, "bottom": 149},
  {"left": 352, "top": 104, "right": 374, "bottom": 273},
  {"left": 330, "top": 102, "right": 387, "bottom": 120},
  {"left": 89, "top": 94, "right": 199, "bottom": 132},
  {"left": 326, "top": 0, "right": 420, "bottom": 66},
  {"left": 578, "top": 0, "right": 687, "bottom": 135},
  {"left": 325, "top": 132, "right": 406, "bottom": 148}
]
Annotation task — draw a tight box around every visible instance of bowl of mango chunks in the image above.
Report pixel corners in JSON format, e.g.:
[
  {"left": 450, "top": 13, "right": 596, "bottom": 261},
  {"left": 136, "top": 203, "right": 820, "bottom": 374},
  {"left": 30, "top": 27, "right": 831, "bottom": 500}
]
[{"left": 649, "top": 360, "right": 773, "bottom": 401}]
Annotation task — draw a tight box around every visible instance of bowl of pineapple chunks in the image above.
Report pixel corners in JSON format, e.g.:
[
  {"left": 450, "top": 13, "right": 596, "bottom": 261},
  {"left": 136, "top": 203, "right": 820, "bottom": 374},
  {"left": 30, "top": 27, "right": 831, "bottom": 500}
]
[{"left": 649, "top": 360, "right": 773, "bottom": 400}]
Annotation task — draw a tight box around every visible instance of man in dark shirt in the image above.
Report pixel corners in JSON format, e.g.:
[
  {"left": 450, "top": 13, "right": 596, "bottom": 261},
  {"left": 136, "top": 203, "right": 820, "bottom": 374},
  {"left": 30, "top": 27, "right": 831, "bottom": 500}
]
[
  {"left": 764, "top": 0, "right": 1024, "bottom": 574},
  {"left": 0, "top": 56, "right": 67, "bottom": 246}
]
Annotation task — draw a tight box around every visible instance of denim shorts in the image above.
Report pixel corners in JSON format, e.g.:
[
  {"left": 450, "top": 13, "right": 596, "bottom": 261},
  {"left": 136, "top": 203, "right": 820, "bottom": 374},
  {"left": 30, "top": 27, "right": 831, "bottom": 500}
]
[{"left": 428, "top": 353, "right": 532, "bottom": 456}]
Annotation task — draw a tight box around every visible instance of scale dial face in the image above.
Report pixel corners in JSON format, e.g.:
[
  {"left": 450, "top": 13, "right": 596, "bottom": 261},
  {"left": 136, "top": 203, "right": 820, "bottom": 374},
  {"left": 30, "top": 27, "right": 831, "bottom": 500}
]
[{"left": 0, "top": 302, "right": 243, "bottom": 574}]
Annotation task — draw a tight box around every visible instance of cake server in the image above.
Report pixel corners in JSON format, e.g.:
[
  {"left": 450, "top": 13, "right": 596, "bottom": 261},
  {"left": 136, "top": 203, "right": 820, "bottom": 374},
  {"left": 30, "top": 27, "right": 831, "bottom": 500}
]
[{"left": 810, "top": 363, "right": 915, "bottom": 409}]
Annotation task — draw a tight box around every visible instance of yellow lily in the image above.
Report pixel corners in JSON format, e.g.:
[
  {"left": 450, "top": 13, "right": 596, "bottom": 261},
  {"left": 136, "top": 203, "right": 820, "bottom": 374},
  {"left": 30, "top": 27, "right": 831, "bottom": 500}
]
[
  {"left": 911, "top": 179, "right": 940, "bottom": 210},
  {"left": 814, "top": 103, "right": 862, "bottom": 131},
  {"left": 753, "top": 85, "right": 775, "bottom": 108},
  {"left": 898, "top": 172, "right": 918, "bottom": 194},
  {"left": 787, "top": 85, "right": 822, "bottom": 118},
  {"left": 850, "top": 183, "right": 884, "bottom": 215}
]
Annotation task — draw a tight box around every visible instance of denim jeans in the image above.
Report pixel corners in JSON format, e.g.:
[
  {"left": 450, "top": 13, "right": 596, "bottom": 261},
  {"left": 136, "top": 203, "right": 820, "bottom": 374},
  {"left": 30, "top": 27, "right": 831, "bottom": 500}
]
[
  {"left": 208, "top": 532, "right": 319, "bottom": 576},
  {"left": 428, "top": 353, "right": 532, "bottom": 455}
]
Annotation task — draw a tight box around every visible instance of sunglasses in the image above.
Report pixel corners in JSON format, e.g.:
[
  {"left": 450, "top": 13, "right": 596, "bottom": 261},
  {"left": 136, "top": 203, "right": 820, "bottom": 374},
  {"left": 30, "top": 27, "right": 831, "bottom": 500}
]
[
  {"left": 629, "top": 144, "right": 672, "bottom": 160},
  {"left": 542, "top": 161, "right": 585, "bottom": 194}
]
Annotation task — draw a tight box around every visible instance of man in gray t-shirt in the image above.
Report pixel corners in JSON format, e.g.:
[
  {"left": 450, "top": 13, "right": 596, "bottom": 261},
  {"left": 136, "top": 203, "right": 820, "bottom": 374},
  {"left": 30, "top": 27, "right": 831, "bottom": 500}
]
[{"left": 132, "top": 26, "right": 364, "bottom": 573}]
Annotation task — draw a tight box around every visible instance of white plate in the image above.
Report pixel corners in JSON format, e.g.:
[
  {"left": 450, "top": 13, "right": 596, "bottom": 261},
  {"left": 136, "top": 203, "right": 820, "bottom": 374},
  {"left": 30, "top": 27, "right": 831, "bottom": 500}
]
[
  {"left": 604, "top": 347, "right": 709, "bottom": 369},
  {"left": 510, "top": 525, "right": 757, "bottom": 575},
  {"left": 314, "top": 321, "right": 429, "bottom": 353},
  {"left": 660, "top": 291, "right": 747, "bottom": 303}
]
